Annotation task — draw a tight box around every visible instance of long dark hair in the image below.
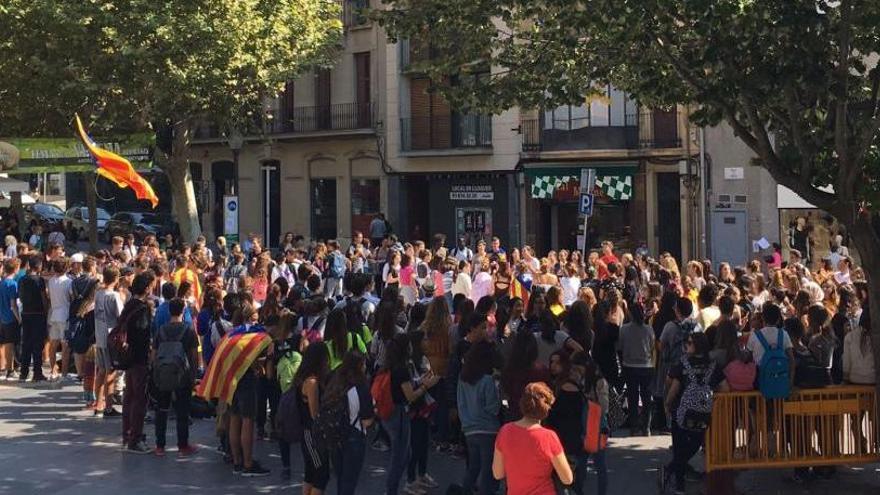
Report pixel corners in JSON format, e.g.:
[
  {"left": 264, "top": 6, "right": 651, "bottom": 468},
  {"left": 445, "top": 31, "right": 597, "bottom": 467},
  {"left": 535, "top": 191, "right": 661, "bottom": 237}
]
[
  {"left": 505, "top": 329, "right": 538, "bottom": 376},
  {"left": 714, "top": 320, "right": 740, "bottom": 366},
  {"left": 374, "top": 300, "right": 399, "bottom": 342},
  {"left": 294, "top": 342, "right": 330, "bottom": 389},
  {"left": 539, "top": 310, "right": 559, "bottom": 343},
  {"left": 324, "top": 308, "right": 348, "bottom": 358},
  {"left": 460, "top": 340, "right": 494, "bottom": 385},
  {"left": 564, "top": 300, "right": 593, "bottom": 351},
  {"left": 324, "top": 351, "right": 367, "bottom": 402},
  {"left": 384, "top": 333, "right": 412, "bottom": 371}
]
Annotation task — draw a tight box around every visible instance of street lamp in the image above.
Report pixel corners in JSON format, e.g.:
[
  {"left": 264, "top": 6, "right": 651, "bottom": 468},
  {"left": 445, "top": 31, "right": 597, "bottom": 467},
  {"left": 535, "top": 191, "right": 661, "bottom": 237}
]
[{"left": 227, "top": 129, "right": 244, "bottom": 195}]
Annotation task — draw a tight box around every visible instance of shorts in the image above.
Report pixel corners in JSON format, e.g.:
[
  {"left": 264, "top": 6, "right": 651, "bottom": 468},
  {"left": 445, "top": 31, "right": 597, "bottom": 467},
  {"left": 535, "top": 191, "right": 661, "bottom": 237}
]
[
  {"left": 95, "top": 347, "right": 113, "bottom": 372},
  {"left": 228, "top": 371, "right": 257, "bottom": 419},
  {"left": 0, "top": 321, "right": 20, "bottom": 345},
  {"left": 302, "top": 429, "right": 331, "bottom": 489},
  {"left": 49, "top": 321, "right": 67, "bottom": 341}
]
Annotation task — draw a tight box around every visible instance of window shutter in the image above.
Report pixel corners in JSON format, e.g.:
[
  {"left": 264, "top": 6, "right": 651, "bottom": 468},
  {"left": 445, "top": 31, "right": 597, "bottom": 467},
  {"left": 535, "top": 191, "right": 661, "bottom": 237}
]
[
  {"left": 355, "top": 52, "right": 371, "bottom": 127},
  {"left": 410, "top": 78, "right": 431, "bottom": 149},
  {"left": 315, "top": 69, "right": 331, "bottom": 129}
]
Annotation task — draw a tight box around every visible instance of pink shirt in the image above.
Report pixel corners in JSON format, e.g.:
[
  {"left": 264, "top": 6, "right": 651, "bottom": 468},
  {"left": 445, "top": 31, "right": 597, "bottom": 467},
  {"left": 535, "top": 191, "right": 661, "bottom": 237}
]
[
  {"left": 400, "top": 266, "right": 415, "bottom": 286},
  {"left": 495, "top": 422, "right": 564, "bottom": 495}
]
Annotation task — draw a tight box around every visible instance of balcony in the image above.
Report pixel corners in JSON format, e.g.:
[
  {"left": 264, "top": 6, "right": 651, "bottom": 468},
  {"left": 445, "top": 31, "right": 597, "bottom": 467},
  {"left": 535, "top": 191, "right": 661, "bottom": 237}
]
[
  {"left": 521, "top": 107, "right": 681, "bottom": 152},
  {"left": 398, "top": 38, "right": 440, "bottom": 73},
  {"left": 400, "top": 115, "right": 492, "bottom": 152},
  {"left": 343, "top": 0, "right": 369, "bottom": 29},
  {"left": 271, "top": 102, "right": 375, "bottom": 134}
]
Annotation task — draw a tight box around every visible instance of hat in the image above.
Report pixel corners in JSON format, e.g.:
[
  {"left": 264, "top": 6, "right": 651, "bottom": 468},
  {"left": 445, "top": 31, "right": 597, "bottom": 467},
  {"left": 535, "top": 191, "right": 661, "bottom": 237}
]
[
  {"left": 70, "top": 253, "right": 85, "bottom": 263},
  {"left": 422, "top": 279, "right": 436, "bottom": 294}
]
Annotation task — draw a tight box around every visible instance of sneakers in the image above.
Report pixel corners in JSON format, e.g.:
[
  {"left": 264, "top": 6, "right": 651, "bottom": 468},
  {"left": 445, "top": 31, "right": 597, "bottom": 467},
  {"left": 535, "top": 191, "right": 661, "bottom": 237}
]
[
  {"left": 241, "top": 461, "right": 271, "bottom": 477},
  {"left": 418, "top": 474, "right": 439, "bottom": 488},
  {"left": 154, "top": 447, "right": 166, "bottom": 457},
  {"left": 403, "top": 482, "right": 427, "bottom": 495},
  {"left": 125, "top": 441, "right": 152, "bottom": 454},
  {"left": 102, "top": 408, "right": 122, "bottom": 418},
  {"left": 178, "top": 445, "right": 198, "bottom": 457}
]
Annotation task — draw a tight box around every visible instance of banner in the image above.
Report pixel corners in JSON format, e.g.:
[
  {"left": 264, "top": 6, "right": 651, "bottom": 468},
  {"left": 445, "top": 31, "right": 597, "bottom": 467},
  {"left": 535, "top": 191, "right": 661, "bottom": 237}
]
[{"left": 0, "top": 134, "right": 153, "bottom": 174}]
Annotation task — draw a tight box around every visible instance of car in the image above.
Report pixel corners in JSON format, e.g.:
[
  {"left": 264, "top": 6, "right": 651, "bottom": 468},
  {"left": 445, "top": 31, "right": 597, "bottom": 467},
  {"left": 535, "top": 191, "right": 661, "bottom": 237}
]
[
  {"left": 64, "top": 206, "right": 111, "bottom": 241},
  {"left": 22, "top": 202, "right": 65, "bottom": 231},
  {"left": 103, "top": 211, "right": 179, "bottom": 242}
]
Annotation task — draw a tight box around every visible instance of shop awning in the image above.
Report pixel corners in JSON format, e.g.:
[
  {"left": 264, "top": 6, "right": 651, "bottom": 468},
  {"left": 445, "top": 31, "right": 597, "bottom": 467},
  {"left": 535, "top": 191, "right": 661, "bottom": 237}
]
[{"left": 524, "top": 162, "right": 638, "bottom": 200}]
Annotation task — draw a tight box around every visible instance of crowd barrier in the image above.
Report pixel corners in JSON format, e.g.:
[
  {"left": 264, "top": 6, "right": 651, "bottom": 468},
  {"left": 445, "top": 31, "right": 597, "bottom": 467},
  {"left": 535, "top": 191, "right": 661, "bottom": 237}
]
[{"left": 705, "top": 386, "right": 880, "bottom": 471}]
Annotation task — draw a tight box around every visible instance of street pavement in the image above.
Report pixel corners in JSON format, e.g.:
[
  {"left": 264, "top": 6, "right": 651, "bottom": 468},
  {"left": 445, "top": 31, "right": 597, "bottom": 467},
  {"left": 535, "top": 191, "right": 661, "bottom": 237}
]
[{"left": 1, "top": 381, "right": 879, "bottom": 494}]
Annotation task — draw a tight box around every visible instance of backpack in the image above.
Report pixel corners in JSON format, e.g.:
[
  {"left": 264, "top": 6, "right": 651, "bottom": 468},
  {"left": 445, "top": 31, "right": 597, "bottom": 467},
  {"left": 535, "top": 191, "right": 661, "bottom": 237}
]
[
  {"left": 152, "top": 324, "right": 193, "bottom": 392},
  {"left": 329, "top": 252, "right": 346, "bottom": 279},
  {"left": 755, "top": 328, "right": 792, "bottom": 399},
  {"left": 676, "top": 357, "right": 716, "bottom": 432},
  {"left": 302, "top": 315, "right": 326, "bottom": 344},
  {"left": 343, "top": 297, "right": 372, "bottom": 344},
  {"left": 371, "top": 369, "right": 394, "bottom": 421},
  {"left": 225, "top": 265, "right": 245, "bottom": 293},
  {"left": 275, "top": 387, "right": 304, "bottom": 443},
  {"left": 108, "top": 303, "right": 138, "bottom": 370},
  {"left": 69, "top": 312, "right": 95, "bottom": 355},
  {"left": 312, "top": 394, "right": 356, "bottom": 454}
]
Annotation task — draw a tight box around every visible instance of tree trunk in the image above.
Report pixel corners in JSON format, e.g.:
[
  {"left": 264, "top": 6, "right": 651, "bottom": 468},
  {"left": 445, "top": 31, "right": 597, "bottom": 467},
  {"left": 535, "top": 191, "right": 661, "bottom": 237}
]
[
  {"left": 164, "top": 121, "right": 201, "bottom": 243},
  {"left": 86, "top": 171, "right": 98, "bottom": 251},
  {"left": 846, "top": 217, "right": 880, "bottom": 445}
]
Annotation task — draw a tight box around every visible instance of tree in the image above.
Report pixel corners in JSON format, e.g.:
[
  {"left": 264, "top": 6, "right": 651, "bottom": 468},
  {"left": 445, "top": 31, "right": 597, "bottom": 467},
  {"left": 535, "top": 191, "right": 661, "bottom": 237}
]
[
  {"left": 377, "top": 0, "right": 880, "bottom": 387},
  {"left": 0, "top": 0, "right": 342, "bottom": 241}
]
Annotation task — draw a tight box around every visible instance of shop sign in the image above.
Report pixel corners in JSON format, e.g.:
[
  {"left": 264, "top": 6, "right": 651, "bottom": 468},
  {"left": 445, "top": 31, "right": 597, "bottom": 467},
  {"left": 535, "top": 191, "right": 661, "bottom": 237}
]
[
  {"left": 0, "top": 135, "right": 153, "bottom": 174},
  {"left": 450, "top": 184, "right": 494, "bottom": 201}
]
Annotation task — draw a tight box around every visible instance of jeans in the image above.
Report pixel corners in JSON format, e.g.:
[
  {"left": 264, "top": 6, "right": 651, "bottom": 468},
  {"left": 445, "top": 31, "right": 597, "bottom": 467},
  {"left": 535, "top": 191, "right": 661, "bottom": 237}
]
[
  {"left": 669, "top": 422, "right": 704, "bottom": 490},
  {"left": 430, "top": 379, "right": 450, "bottom": 442},
  {"left": 122, "top": 364, "right": 149, "bottom": 447},
  {"left": 279, "top": 438, "right": 292, "bottom": 468},
  {"left": 19, "top": 319, "right": 45, "bottom": 378},
  {"left": 463, "top": 433, "right": 497, "bottom": 495},
  {"left": 382, "top": 404, "right": 412, "bottom": 495},
  {"left": 334, "top": 429, "right": 367, "bottom": 495},
  {"left": 573, "top": 450, "right": 607, "bottom": 495},
  {"left": 154, "top": 387, "right": 191, "bottom": 448},
  {"left": 408, "top": 416, "right": 430, "bottom": 482},
  {"left": 623, "top": 366, "right": 654, "bottom": 430}
]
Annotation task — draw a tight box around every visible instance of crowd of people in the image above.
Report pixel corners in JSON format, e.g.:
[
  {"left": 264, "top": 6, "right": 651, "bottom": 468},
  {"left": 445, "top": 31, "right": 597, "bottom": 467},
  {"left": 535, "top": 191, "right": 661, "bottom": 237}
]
[{"left": 0, "top": 220, "right": 876, "bottom": 495}]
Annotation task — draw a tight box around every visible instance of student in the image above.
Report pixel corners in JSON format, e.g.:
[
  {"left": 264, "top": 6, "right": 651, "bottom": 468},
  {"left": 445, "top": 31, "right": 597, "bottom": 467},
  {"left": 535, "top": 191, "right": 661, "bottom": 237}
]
[
  {"left": 152, "top": 298, "right": 199, "bottom": 457},
  {"left": 94, "top": 266, "right": 124, "bottom": 416},
  {"left": 618, "top": 303, "right": 655, "bottom": 435},
  {"left": 0, "top": 260, "right": 22, "bottom": 380},
  {"left": 120, "top": 271, "right": 157, "bottom": 454},
  {"left": 457, "top": 340, "right": 500, "bottom": 495},
  {"left": 326, "top": 351, "right": 375, "bottom": 495},
  {"left": 493, "top": 382, "right": 573, "bottom": 494},
  {"left": 296, "top": 343, "right": 331, "bottom": 494}
]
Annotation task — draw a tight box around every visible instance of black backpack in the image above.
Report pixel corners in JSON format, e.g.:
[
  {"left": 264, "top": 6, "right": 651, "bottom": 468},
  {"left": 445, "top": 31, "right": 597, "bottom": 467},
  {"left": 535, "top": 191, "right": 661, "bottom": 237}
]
[{"left": 312, "top": 394, "right": 356, "bottom": 454}]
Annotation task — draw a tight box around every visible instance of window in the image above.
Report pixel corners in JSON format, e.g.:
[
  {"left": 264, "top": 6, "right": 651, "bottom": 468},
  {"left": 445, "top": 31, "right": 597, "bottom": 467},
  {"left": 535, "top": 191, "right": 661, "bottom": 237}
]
[
  {"left": 543, "top": 84, "right": 636, "bottom": 129},
  {"left": 354, "top": 52, "right": 371, "bottom": 127},
  {"left": 351, "top": 178, "right": 380, "bottom": 237}
]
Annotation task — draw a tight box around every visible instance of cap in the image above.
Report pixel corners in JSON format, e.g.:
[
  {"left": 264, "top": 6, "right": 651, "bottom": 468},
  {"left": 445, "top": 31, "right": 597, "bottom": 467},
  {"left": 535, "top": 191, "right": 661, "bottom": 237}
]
[{"left": 70, "top": 253, "right": 85, "bottom": 263}]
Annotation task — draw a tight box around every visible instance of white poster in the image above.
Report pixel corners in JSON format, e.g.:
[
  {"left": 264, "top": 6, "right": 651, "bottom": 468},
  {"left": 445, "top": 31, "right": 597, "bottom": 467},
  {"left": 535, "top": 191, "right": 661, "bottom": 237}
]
[{"left": 223, "top": 195, "right": 239, "bottom": 242}]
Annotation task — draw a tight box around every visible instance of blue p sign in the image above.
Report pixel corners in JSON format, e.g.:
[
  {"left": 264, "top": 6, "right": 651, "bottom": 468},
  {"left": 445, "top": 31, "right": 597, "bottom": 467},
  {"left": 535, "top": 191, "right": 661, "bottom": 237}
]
[{"left": 579, "top": 193, "right": 594, "bottom": 216}]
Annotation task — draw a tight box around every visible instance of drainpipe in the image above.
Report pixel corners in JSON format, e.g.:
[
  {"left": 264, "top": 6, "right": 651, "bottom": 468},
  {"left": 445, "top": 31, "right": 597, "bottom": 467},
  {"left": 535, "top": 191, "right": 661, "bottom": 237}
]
[{"left": 699, "top": 126, "right": 709, "bottom": 259}]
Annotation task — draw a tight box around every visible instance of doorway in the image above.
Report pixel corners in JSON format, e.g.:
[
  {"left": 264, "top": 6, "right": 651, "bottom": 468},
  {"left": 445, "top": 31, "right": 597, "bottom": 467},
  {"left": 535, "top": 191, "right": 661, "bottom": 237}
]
[
  {"left": 311, "top": 178, "right": 337, "bottom": 241},
  {"left": 656, "top": 172, "right": 682, "bottom": 260}
]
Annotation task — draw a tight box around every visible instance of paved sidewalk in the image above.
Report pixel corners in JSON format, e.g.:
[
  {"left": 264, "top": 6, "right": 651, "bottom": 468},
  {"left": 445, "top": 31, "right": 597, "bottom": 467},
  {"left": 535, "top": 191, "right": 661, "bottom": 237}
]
[{"left": 0, "top": 381, "right": 877, "bottom": 494}]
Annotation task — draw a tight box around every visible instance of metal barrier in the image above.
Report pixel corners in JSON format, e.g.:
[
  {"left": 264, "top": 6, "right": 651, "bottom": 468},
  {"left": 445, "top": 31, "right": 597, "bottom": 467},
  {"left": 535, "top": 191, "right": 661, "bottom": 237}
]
[{"left": 705, "top": 386, "right": 880, "bottom": 471}]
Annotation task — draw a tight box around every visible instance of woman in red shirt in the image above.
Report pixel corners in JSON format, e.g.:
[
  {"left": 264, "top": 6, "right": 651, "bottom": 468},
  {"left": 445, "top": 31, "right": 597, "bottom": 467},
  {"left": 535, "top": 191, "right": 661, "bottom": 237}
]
[{"left": 493, "top": 382, "right": 573, "bottom": 494}]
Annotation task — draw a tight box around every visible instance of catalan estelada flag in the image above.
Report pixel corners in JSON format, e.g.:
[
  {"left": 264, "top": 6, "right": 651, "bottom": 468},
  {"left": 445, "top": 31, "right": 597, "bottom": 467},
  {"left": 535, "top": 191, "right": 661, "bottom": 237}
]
[
  {"left": 510, "top": 277, "right": 530, "bottom": 309},
  {"left": 74, "top": 114, "right": 159, "bottom": 208},
  {"left": 197, "top": 331, "right": 272, "bottom": 404}
]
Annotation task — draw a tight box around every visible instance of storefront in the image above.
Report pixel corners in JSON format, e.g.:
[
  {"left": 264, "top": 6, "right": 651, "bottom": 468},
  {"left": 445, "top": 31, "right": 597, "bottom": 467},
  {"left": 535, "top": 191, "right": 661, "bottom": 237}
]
[
  {"left": 390, "top": 173, "right": 518, "bottom": 249},
  {"left": 524, "top": 162, "right": 649, "bottom": 255},
  {"left": 776, "top": 185, "right": 859, "bottom": 268}
]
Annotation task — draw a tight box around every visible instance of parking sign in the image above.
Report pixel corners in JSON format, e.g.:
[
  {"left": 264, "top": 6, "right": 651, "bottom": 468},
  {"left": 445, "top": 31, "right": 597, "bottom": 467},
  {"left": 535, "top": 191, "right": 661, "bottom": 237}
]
[{"left": 579, "top": 193, "right": 594, "bottom": 216}]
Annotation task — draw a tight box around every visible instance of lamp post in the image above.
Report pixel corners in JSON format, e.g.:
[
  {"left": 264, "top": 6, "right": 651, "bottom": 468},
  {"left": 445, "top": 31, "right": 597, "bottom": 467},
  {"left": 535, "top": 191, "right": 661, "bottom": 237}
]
[{"left": 227, "top": 130, "right": 244, "bottom": 195}]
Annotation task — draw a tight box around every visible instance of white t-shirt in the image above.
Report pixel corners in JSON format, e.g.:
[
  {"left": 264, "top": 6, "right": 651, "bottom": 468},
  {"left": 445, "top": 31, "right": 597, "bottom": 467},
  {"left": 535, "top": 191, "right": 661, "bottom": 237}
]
[
  {"left": 94, "top": 288, "right": 123, "bottom": 348},
  {"left": 560, "top": 277, "right": 581, "bottom": 307},
  {"left": 747, "top": 326, "right": 793, "bottom": 364},
  {"left": 47, "top": 274, "right": 72, "bottom": 323}
]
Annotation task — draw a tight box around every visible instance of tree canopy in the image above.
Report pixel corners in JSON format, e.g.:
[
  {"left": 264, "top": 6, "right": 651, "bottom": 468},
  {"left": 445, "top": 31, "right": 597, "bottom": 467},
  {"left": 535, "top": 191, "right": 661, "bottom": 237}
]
[
  {"left": 0, "top": 0, "right": 343, "bottom": 135},
  {"left": 377, "top": 0, "right": 880, "bottom": 220}
]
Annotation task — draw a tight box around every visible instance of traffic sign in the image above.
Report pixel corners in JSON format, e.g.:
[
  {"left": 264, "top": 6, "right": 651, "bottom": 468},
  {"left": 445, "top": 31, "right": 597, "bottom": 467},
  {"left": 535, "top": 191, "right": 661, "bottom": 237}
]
[
  {"left": 579, "top": 193, "right": 594, "bottom": 216},
  {"left": 580, "top": 168, "right": 596, "bottom": 194}
]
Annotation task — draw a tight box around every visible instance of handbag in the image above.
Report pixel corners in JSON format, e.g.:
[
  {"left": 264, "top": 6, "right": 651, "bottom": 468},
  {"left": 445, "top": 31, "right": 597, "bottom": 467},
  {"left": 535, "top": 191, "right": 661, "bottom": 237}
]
[{"left": 583, "top": 399, "right": 609, "bottom": 454}]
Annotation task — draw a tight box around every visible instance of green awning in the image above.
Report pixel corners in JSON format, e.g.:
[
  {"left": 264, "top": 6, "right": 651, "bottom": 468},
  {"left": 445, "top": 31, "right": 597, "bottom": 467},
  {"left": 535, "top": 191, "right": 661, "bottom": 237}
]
[{"left": 526, "top": 162, "right": 637, "bottom": 200}]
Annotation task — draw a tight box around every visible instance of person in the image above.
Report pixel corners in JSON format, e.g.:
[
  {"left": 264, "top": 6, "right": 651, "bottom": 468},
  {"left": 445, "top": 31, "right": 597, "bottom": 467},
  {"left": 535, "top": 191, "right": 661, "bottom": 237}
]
[
  {"left": 534, "top": 311, "right": 583, "bottom": 365},
  {"left": 19, "top": 256, "right": 48, "bottom": 380},
  {"left": 45, "top": 264, "right": 71, "bottom": 361},
  {"left": 618, "top": 303, "right": 655, "bottom": 435},
  {"left": 153, "top": 282, "right": 193, "bottom": 336},
  {"left": 120, "top": 271, "right": 156, "bottom": 454},
  {"left": 324, "top": 308, "right": 367, "bottom": 370},
  {"left": 451, "top": 237, "right": 473, "bottom": 263},
  {"left": 420, "top": 296, "right": 453, "bottom": 446},
  {"left": 370, "top": 213, "right": 389, "bottom": 247},
  {"left": 662, "top": 333, "right": 729, "bottom": 495},
  {"left": 325, "top": 240, "right": 347, "bottom": 299},
  {"left": 843, "top": 310, "right": 875, "bottom": 386},
  {"left": 457, "top": 340, "right": 500, "bottom": 495},
  {"left": 746, "top": 303, "right": 795, "bottom": 386},
  {"left": 0, "top": 260, "right": 21, "bottom": 380},
  {"left": 383, "top": 333, "right": 440, "bottom": 495},
  {"left": 94, "top": 266, "right": 124, "bottom": 416},
  {"left": 695, "top": 284, "right": 720, "bottom": 332},
  {"left": 152, "top": 298, "right": 199, "bottom": 456},
  {"left": 493, "top": 382, "right": 573, "bottom": 494},
  {"left": 326, "top": 351, "right": 375, "bottom": 495},
  {"left": 295, "top": 342, "right": 332, "bottom": 494},
  {"left": 501, "top": 329, "right": 551, "bottom": 421},
  {"left": 788, "top": 216, "right": 811, "bottom": 267},
  {"left": 452, "top": 260, "right": 472, "bottom": 298}
]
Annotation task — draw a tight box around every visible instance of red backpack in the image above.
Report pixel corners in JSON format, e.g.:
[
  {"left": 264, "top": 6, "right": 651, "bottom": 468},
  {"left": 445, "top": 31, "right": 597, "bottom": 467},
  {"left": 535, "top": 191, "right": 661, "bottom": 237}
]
[{"left": 371, "top": 370, "right": 394, "bottom": 421}]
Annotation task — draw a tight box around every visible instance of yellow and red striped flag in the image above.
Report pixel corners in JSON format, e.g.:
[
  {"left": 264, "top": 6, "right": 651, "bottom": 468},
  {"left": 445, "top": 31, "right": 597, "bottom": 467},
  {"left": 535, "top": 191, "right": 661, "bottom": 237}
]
[
  {"left": 197, "top": 331, "right": 272, "bottom": 404},
  {"left": 510, "top": 277, "right": 530, "bottom": 309}
]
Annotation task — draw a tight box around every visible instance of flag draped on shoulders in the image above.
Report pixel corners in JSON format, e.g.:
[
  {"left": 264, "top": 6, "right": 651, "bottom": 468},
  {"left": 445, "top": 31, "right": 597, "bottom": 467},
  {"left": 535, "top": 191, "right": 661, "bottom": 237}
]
[
  {"left": 510, "top": 276, "right": 530, "bottom": 309},
  {"left": 197, "top": 330, "right": 271, "bottom": 404}
]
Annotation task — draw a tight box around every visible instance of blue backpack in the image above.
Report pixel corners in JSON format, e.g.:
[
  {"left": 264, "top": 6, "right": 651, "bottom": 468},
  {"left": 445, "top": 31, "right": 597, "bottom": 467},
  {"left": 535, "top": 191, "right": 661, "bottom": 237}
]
[
  {"left": 329, "top": 252, "right": 346, "bottom": 279},
  {"left": 755, "top": 328, "right": 791, "bottom": 399}
]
